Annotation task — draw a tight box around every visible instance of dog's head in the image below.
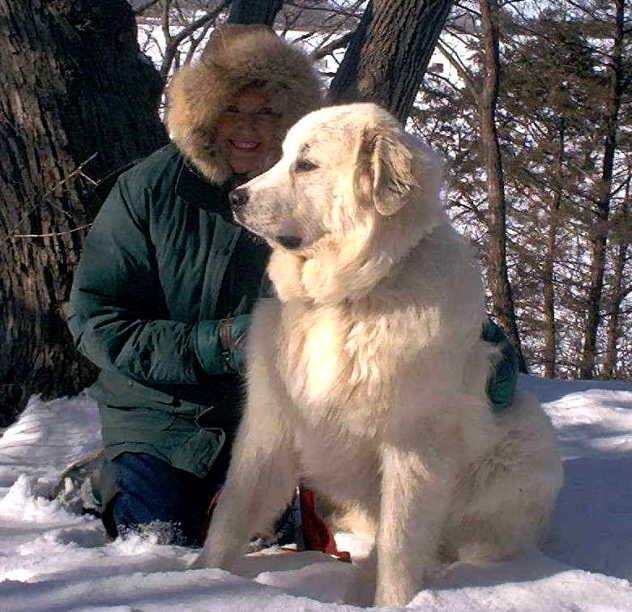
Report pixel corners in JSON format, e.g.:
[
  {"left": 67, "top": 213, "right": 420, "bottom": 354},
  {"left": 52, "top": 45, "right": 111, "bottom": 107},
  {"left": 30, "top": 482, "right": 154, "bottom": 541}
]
[{"left": 231, "top": 103, "right": 446, "bottom": 302}]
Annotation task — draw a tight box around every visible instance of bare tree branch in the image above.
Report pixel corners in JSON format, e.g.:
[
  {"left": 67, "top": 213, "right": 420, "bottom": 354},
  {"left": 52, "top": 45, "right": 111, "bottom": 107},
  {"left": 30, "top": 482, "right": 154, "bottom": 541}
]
[
  {"left": 160, "top": 0, "right": 231, "bottom": 80},
  {"left": 14, "top": 224, "right": 93, "bottom": 239},
  {"left": 435, "top": 38, "right": 478, "bottom": 95},
  {"left": 311, "top": 30, "right": 354, "bottom": 60}
]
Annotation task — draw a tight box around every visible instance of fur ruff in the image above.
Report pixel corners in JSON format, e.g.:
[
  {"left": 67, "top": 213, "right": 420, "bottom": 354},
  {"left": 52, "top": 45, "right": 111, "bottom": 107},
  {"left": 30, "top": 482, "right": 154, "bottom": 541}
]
[{"left": 166, "top": 24, "right": 323, "bottom": 184}]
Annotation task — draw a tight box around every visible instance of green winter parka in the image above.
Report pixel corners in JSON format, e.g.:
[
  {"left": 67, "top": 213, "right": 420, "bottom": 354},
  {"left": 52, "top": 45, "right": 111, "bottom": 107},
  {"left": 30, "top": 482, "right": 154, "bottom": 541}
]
[
  {"left": 68, "top": 144, "right": 270, "bottom": 478},
  {"left": 68, "top": 25, "right": 324, "bottom": 483}
]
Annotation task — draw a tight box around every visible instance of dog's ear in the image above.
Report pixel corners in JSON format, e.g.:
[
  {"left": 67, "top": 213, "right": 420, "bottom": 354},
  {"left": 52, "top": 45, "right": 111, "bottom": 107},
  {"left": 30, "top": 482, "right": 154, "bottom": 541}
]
[{"left": 353, "top": 123, "right": 417, "bottom": 216}]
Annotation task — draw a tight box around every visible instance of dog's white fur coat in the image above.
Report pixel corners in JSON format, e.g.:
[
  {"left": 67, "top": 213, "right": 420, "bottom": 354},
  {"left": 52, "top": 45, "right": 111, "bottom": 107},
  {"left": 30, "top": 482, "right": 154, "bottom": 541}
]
[{"left": 196, "top": 103, "right": 563, "bottom": 607}]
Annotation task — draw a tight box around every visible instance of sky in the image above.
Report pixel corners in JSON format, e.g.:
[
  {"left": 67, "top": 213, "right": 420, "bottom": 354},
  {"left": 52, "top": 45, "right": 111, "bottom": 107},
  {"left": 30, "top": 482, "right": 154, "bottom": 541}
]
[{"left": 1, "top": 374, "right": 632, "bottom": 611}]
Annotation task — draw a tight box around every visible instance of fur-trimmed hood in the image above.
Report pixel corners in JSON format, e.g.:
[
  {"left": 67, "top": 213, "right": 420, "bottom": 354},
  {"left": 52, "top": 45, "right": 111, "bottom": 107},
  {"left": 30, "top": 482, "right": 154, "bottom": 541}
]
[{"left": 166, "top": 24, "right": 323, "bottom": 185}]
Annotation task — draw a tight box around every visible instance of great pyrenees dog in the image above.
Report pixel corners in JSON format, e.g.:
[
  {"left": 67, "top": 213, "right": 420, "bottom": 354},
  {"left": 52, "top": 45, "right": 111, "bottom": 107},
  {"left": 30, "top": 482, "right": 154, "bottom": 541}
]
[{"left": 195, "top": 103, "right": 563, "bottom": 607}]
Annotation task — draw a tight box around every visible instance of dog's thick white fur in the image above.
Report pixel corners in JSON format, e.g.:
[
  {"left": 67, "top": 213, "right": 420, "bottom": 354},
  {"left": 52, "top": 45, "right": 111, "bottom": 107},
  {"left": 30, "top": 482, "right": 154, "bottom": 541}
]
[{"left": 195, "top": 103, "right": 563, "bottom": 607}]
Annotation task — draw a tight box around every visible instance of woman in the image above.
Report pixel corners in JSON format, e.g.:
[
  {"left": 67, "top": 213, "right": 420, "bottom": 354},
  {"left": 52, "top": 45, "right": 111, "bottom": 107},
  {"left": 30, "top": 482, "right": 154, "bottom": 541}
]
[
  {"left": 68, "top": 23, "right": 518, "bottom": 548},
  {"left": 67, "top": 24, "right": 323, "bottom": 546}
]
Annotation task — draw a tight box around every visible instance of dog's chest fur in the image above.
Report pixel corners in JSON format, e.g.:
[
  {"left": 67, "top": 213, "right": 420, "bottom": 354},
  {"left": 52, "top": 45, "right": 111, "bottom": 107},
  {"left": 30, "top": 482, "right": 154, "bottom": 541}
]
[{"left": 275, "top": 299, "right": 418, "bottom": 436}]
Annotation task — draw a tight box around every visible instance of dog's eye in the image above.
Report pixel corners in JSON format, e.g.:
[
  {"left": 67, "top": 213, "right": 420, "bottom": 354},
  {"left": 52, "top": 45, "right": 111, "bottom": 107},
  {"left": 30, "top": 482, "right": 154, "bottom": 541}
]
[{"left": 295, "top": 158, "right": 318, "bottom": 172}]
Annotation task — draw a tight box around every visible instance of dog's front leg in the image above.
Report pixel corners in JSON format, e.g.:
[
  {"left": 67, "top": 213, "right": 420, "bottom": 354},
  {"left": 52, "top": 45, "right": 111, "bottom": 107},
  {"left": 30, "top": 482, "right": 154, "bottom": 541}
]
[
  {"left": 194, "top": 306, "right": 298, "bottom": 570},
  {"left": 374, "top": 439, "right": 456, "bottom": 607},
  {"left": 194, "top": 383, "right": 297, "bottom": 570}
]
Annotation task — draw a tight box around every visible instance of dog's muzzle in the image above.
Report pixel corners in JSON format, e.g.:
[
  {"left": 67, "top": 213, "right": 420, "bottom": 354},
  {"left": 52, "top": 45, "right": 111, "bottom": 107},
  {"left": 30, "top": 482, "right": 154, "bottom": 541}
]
[{"left": 229, "top": 186, "right": 303, "bottom": 250}]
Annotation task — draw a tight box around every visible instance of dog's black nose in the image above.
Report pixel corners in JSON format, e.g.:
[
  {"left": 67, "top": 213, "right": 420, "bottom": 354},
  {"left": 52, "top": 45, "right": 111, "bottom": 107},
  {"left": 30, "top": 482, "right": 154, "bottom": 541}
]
[
  {"left": 229, "top": 188, "right": 249, "bottom": 211},
  {"left": 276, "top": 235, "right": 303, "bottom": 250}
]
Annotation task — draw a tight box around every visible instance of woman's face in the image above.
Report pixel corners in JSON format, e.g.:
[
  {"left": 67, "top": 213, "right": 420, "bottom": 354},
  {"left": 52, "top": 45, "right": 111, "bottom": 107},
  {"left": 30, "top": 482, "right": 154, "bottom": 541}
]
[{"left": 216, "top": 86, "right": 281, "bottom": 176}]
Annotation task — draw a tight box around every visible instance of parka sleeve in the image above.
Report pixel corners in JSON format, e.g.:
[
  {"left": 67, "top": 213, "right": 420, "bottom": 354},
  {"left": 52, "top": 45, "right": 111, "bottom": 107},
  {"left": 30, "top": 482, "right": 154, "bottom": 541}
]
[{"left": 67, "top": 176, "right": 233, "bottom": 384}]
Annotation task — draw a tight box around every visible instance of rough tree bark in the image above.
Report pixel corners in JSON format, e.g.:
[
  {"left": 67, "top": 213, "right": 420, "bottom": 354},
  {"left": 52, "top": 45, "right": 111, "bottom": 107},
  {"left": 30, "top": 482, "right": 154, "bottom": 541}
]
[
  {"left": 578, "top": 0, "right": 625, "bottom": 379},
  {"left": 0, "top": 0, "right": 167, "bottom": 424},
  {"left": 227, "top": 0, "right": 284, "bottom": 25},
  {"left": 329, "top": 0, "right": 456, "bottom": 123}
]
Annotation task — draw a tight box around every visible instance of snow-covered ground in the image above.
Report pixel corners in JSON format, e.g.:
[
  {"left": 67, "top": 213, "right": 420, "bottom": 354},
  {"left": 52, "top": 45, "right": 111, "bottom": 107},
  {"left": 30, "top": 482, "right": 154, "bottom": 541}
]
[{"left": 1, "top": 375, "right": 632, "bottom": 610}]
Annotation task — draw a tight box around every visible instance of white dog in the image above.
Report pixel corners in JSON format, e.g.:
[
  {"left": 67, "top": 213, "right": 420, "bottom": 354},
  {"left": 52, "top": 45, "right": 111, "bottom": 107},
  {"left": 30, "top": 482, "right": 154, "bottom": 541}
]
[{"left": 195, "top": 103, "right": 563, "bottom": 607}]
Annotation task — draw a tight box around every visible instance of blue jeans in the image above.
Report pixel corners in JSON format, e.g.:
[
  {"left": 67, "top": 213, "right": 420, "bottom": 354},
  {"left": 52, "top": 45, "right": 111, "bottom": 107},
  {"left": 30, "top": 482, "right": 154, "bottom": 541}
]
[{"left": 102, "top": 452, "right": 228, "bottom": 547}]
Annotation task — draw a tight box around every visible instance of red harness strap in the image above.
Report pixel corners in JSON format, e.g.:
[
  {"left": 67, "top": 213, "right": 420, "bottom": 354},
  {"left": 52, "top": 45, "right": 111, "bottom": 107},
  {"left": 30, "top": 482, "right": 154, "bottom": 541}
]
[
  {"left": 203, "top": 485, "right": 351, "bottom": 562},
  {"left": 298, "top": 486, "right": 351, "bottom": 562}
]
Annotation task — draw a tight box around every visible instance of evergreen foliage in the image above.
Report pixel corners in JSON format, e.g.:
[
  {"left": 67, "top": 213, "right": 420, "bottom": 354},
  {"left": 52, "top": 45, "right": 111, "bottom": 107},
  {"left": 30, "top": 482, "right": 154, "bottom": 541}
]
[{"left": 415, "top": 0, "right": 631, "bottom": 379}]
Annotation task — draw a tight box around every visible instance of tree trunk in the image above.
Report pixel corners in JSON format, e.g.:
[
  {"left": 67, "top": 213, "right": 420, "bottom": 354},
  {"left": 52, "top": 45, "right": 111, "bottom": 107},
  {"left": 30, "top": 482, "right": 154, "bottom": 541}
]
[
  {"left": 603, "top": 178, "right": 630, "bottom": 379},
  {"left": 478, "top": 0, "right": 526, "bottom": 371},
  {"left": 578, "top": 0, "right": 625, "bottom": 379},
  {"left": 542, "top": 118, "right": 566, "bottom": 378},
  {"left": 329, "top": 0, "right": 455, "bottom": 123},
  {"left": 0, "top": 0, "right": 167, "bottom": 425},
  {"left": 227, "top": 0, "right": 284, "bottom": 26}
]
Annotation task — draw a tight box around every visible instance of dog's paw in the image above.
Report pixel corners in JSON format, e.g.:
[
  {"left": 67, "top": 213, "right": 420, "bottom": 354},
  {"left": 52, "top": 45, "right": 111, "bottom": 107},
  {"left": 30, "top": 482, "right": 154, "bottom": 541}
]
[
  {"left": 189, "top": 552, "right": 213, "bottom": 570},
  {"left": 189, "top": 545, "right": 226, "bottom": 570},
  {"left": 189, "top": 542, "right": 237, "bottom": 572}
]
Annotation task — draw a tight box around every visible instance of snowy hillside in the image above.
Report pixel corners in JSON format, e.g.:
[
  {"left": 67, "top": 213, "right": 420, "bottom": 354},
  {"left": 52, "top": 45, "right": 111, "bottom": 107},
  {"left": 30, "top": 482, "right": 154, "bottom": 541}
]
[{"left": 1, "top": 375, "right": 632, "bottom": 610}]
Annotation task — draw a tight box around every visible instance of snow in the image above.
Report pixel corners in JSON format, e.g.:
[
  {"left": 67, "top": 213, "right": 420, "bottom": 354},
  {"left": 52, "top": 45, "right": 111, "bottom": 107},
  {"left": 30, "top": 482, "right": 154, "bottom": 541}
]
[{"left": 1, "top": 376, "right": 632, "bottom": 610}]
